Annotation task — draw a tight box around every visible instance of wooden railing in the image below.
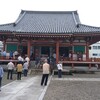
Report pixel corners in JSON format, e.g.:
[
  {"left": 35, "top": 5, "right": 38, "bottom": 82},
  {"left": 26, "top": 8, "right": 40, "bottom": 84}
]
[{"left": 62, "top": 61, "right": 100, "bottom": 69}]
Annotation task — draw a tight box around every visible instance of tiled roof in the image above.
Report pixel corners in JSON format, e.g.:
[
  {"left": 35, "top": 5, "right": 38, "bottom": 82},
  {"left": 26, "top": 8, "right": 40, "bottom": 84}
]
[{"left": 0, "top": 10, "right": 100, "bottom": 34}]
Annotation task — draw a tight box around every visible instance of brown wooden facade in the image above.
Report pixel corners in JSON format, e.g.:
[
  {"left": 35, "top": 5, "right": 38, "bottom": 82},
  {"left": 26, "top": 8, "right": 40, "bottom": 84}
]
[{"left": 1, "top": 32, "right": 100, "bottom": 64}]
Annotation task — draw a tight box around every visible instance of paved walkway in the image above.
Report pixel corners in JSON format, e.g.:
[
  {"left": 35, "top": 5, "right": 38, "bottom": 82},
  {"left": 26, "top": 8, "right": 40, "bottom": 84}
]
[
  {"left": 0, "top": 75, "right": 52, "bottom": 100},
  {"left": 1, "top": 74, "right": 100, "bottom": 100}
]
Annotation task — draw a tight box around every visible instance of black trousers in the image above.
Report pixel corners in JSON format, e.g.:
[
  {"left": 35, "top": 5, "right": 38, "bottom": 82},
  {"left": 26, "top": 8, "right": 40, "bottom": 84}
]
[
  {"left": 7, "top": 69, "right": 13, "bottom": 79},
  {"left": 0, "top": 77, "right": 2, "bottom": 88},
  {"left": 17, "top": 72, "right": 22, "bottom": 80},
  {"left": 41, "top": 74, "right": 49, "bottom": 86}
]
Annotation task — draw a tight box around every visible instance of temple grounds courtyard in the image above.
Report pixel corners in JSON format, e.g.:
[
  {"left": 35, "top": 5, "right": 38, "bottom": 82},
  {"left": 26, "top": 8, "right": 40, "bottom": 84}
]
[{"left": 1, "top": 71, "right": 100, "bottom": 100}]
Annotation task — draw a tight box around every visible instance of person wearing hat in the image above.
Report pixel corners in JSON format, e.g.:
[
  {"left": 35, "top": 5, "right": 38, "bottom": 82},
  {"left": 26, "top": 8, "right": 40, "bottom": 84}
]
[
  {"left": 41, "top": 59, "right": 50, "bottom": 86},
  {"left": 57, "top": 61, "right": 63, "bottom": 78},
  {"left": 0, "top": 65, "right": 4, "bottom": 91}
]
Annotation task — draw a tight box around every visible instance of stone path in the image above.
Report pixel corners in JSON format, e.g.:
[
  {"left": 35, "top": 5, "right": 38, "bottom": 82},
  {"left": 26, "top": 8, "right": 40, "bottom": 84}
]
[
  {"left": 1, "top": 73, "right": 100, "bottom": 100},
  {"left": 0, "top": 75, "right": 51, "bottom": 100}
]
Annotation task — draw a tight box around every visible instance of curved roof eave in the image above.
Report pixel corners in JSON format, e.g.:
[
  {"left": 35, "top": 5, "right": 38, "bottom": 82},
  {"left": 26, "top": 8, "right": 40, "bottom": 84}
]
[{"left": 0, "top": 10, "right": 100, "bottom": 34}]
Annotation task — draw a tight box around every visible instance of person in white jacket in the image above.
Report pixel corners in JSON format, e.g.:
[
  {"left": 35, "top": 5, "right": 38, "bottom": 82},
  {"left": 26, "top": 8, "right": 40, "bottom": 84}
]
[
  {"left": 57, "top": 61, "right": 63, "bottom": 78},
  {"left": 7, "top": 60, "right": 15, "bottom": 80},
  {"left": 41, "top": 59, "right": 50, "bottom": 86},
  {"left": 25, "top": 56, "right": 30, "bottom": 63}
]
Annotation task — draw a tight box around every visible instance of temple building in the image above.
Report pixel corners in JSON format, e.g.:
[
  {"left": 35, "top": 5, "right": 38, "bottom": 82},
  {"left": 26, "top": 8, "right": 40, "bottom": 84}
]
[{"left": 0, "top": 10, "right": 100, "bottom": 64}]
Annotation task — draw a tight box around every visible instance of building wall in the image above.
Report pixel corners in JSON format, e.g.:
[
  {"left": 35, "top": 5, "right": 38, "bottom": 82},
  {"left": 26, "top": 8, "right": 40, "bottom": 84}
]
[{"left": 89, "top": 42, "right": 100, "bottom": 58}]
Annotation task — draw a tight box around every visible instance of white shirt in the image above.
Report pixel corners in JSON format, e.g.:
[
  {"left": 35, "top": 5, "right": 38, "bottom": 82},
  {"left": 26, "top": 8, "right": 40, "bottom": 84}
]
[
  {"left": 25, "top": 57, "right": 30, "bottom": 62},
  {"left": 53, "top": 53, "right": 56, "bottom": 59},
  {"left": 57, "top": 63, "right": 63, "bottom": 70},
  {"left": 13, "top": 51, "right": 18, "bottom": 56},
  {"left": 23, "top": 62, "right": 29, "bottom": 70},
  {"left": 18, "top": 56, "right": 24, "bottom": 61},
  {"left": 69, "top": 53, "right": 71, "bottom": 58},
  {"left": 7, "top": 62, "right": 15, "bottom": 70}
]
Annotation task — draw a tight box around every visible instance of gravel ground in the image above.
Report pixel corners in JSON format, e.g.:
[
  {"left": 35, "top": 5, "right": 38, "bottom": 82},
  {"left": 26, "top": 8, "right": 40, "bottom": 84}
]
[{"left": 43, "top": 72, "right": 100, "bottom": 100}]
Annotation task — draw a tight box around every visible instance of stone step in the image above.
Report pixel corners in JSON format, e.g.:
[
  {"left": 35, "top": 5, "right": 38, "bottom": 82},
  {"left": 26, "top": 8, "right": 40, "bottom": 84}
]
[
  {"left": 53, "top": 69, "right": 73, "bottom": 75},
  {"left": 30, "top": 69, "right": 42, "bottom": 75}
]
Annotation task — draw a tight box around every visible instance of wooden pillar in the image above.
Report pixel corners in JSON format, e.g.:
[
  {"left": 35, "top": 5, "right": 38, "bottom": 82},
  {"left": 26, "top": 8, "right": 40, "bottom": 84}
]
[
  {"left": 56, "top": 41, "right": 59, "bottom": 63},
  {"left": 86, "top": 42, "right": 89, "bottom": 61},
  {"left": 71, "top": 42, "right": 74, "bottom": 61},
  {"left": 27, "top": 39, "right": 31, "bottom": 58},
  {"left": 72, "top": 46, "right": 74, "bottom": 61},
  {"left": 17, "top": 42, "right": 21, "bottom": 54},
  {"left": 70, "top": 37, "right": 74, "bottom": 61}
]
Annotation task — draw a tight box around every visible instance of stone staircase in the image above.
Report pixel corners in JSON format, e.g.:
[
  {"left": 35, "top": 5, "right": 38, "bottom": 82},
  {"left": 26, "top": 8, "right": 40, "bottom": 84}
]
[
  {"left": 53, "top": 69, "right": 73, "bottom": 75},
  {"left": 29, "top": 61, "right": 43, "bottom": 75},
  {"left": 29, "top": 68, "right": 42, "bottom": 75}
]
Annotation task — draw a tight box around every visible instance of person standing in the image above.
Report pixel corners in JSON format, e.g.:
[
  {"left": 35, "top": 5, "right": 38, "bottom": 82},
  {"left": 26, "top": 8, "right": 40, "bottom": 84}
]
[
  {"left": 7, "top": 60, "right": 15, "bottom": 80},
  {"left": 23, "top": 61, "right": 29, "bottom": 77},
  {"left": 0, "top": 65, "right": 4, "bottom": 91},
  {"left": 16, "top": 61, "right": 23, "bottom": 80},
  {"left": 25, "top": 55, "right": 30, "bottom": 63},
  {"left": 41, "top": 59, "right": 50, "bottom": 86},
  {"left": 2, "top": 50, "right": 6, "bottom": 57},
  {"left": 13, "top": 51, "right": 19, "bottom": 59},
  {"left": 10, "top": 51, "right": 13, "bottom": 59},
  {"left": 57, "top": 61, "right": 63, "bottom": 78}
]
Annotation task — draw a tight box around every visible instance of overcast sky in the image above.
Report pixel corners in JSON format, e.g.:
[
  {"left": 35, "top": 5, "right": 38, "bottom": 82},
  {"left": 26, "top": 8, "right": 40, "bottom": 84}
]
[{"left": 0, "top": 0, "right": 100, "bottom": 27}]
